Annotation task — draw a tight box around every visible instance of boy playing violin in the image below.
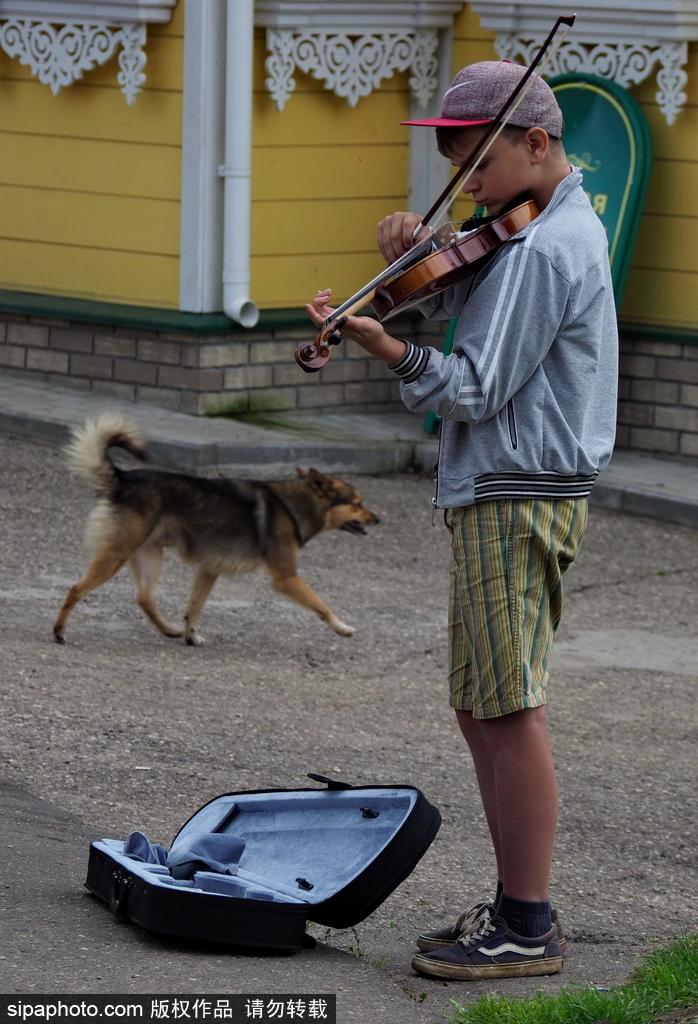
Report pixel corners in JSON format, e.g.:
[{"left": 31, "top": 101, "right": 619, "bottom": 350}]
[{"left": 306, "top": 60, "right": 618, "bottom": 981}]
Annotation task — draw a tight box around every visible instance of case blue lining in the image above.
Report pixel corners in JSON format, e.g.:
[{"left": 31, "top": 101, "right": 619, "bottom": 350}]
[{"left": 95, "top": 788, "right": 416, "bottom": 905}]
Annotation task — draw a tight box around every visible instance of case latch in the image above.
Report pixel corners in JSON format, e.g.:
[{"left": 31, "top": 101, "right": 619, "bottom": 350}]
[{"left": 109, "top": 869, "right": 131, "bottom": 918}]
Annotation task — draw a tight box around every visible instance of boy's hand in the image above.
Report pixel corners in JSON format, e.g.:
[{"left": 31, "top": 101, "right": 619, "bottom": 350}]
[
  {"left": 304, "top": 289, "right": 407, "bottom": 365},
  {"left": 377, "top": 212, "right": 429, "bottom": 263},
  {"left": 305, "top": 289, "right": 386, "bottom": 347}
]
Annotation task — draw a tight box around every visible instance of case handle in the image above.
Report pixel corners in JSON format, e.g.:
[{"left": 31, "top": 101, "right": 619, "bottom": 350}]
[{"left": 307, "top": 772, "right": 352, "bottom": 791}]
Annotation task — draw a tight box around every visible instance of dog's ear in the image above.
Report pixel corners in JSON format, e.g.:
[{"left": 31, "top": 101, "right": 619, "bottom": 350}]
[
  {"left": 304, "top": 467, "right": 334, "bottom": 496},
  {"left": 296, "top": 467, "right": 308, "bottom": 478}
]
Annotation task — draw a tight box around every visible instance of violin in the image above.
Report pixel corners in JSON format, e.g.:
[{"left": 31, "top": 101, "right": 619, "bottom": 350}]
[
  {"left": 295, "top": 14, "right": 575, "bottom": 374},
  {"left": 294, "top": 201, "right": 539, "bottom": 371},
  {"left": 371, "top": 199, "right": 538, "bottom": 318}
]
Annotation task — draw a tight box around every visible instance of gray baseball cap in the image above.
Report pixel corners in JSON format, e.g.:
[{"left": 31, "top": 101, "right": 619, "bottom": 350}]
[{"left": 403, "top": 60, "right": 563, "bottom": 137}]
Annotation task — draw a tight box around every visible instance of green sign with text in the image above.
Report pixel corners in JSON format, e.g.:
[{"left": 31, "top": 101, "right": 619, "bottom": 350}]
[{"left": 550, "top": 73, "right": 653, "bottom": 304}]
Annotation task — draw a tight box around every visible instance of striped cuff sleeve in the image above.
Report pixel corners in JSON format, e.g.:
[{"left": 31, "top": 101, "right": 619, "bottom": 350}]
[{"left": 388, "top": 342, "right": 429, "bottom": 384}]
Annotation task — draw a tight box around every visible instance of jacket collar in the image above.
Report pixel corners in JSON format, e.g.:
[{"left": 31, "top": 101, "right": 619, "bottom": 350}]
[{"left": 515, "top": 166, "right": 583, "bottom": 237}]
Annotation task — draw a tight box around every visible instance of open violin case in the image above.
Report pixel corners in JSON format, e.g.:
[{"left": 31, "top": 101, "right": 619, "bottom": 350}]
[{"left": 85, "top": 774, "right": 441, "bottom": 952}]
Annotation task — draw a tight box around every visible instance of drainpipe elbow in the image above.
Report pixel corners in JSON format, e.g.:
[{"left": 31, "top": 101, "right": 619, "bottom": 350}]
[{"left": 223, "top": 289, "right": 259, "bottom": 328}]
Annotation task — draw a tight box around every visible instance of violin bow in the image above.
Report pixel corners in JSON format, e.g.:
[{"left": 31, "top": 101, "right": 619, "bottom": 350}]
[{"left": 420, "top": 13, "right": 576, "bottom": 233}]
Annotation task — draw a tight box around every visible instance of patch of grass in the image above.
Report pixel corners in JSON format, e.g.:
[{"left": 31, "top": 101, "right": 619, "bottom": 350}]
[
  {"left": 203, "top": 397, "right": 250, "bottom": 417},
  {"left": 204, "top": 405, "right": 312, "bottom": 433},
  {"left": 450, "top": 935, "right": 698, "bottom": 1024}
]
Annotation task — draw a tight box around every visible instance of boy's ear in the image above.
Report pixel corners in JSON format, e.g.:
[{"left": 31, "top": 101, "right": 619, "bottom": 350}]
[{"left": 525, "top": 126, "right": 549, "bottom": 162}]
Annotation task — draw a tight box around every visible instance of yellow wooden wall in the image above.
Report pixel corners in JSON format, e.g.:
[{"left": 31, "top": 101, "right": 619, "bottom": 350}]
[
  {"left": 249, "top": 8, "right": 499, "bottom": 311},
  {"left": 0, "top": 3, "right": 184, "bottom": 307},
  {"left": 1, "top": 1, "right": 695, "bottom": 329},
  {"left": 250, "top": 29, "right": 414, "bottom": 310},
  {"left": 622, "top": 42, "right": 698, "bottom": 329}
]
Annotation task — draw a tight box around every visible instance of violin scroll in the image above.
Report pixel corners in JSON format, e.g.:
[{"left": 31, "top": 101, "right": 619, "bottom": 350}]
[
  {"left": 294, "top": 320, "right": 346, "bottom": 373},
  {"left": 294, "top": 339, "right": 331, "bottom": 373}
]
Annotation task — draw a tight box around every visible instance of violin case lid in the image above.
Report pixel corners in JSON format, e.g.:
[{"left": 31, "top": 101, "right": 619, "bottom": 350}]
[{"left": 85, "top": 774, "right": 441, "bottom": 952}]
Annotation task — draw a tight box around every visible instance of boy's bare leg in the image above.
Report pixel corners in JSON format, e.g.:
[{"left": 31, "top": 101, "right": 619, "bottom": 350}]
[
  {"left": 476, "top": 705, "right": 558, "bottom": 902},
  {"left": 455, "top": 710, "right": 503, "bottom": 882}
]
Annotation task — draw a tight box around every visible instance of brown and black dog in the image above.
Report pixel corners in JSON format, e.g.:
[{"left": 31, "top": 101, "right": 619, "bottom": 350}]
[{"left": 53, "top": 414, "right": 379, "bottom": 645}]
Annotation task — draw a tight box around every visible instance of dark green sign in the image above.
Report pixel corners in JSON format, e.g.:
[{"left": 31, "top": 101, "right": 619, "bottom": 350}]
[{"left": 550, "top": 72, "right": 653, "bottom": 304}]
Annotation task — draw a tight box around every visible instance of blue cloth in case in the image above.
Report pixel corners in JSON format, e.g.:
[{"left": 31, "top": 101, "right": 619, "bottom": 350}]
[
  {"left": 122, "top": 831, "right": 169, "bottom": 866},
  {"left": 167, "top": 832, "right": 246, "bottom": 880},
  {"left": 123, "top": 829, "right": 246, "bottom": 881}
]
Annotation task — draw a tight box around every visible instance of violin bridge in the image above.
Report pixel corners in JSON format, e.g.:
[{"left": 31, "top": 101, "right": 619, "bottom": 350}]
[{"left": 432, "top": 222, "right": 457, "bottom": 246}]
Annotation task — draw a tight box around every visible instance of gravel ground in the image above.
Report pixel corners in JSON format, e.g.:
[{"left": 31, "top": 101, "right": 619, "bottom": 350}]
[{"left": 1, "top": 433, "right": 696, "bottom": 1016}]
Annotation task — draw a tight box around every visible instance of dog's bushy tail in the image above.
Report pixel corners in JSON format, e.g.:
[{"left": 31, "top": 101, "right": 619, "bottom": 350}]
[{"left": 65, "top": 413, "right": 147, "bottom": 491}]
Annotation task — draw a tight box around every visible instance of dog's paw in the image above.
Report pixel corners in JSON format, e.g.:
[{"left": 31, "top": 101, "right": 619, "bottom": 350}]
[
  {"left": 53, "top": 628, "right": 65, "bottom": 644},
  {"left": 185, "top": 632, "right": 205, "bottom": 646},
  {"left": 331, "top": 619, "right": 356, "bottom": 637}
]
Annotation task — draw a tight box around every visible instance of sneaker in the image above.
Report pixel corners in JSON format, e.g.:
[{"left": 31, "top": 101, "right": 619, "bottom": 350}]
[
  {"left": 412, "top": 908, "right": 563, "bottom": 981},
  {"left": 416, "top": 903, "right": 569, "bottom": 956},
  {"left": 415, "top": 899, "right": 492, "bottom": 952}
]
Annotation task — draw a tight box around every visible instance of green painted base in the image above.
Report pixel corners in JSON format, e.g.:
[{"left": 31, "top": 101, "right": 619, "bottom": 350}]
[{"left": 0, "top": 289, "right": 309, "bottom": 335}]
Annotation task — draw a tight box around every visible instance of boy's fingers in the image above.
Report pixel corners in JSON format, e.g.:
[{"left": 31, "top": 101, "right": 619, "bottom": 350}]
[
  {"left": 304, "top": 303, "right": 324, "bottom": 325},
  {"left": 378, "top": 215, "right": 405, "bottom": 263},
  {"left": 405, "top": 216, "right": 425, "bottom": 249},
  {"left": 305, "top": 300, "right": 336, "bottom": 325}
]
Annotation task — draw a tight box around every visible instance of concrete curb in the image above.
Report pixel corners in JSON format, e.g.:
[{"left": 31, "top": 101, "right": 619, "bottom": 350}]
[
  {"left": 0, "top": 409, "right": 417, "bottom": 476},
  {"left": 0, "top": 376, "right": 696, "bottom": 528},
  {"left": 590, "top": 479, "right": 698, "bottom": 530}
]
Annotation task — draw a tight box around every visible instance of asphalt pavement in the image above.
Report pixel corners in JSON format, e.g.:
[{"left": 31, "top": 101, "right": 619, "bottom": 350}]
[{"left": 0, "top": 374, "right": 697, "bottom": 1022}]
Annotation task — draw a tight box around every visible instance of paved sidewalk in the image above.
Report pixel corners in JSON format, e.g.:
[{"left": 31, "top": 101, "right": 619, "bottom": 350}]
[
  {"left": 1, "top": 420, "right": 696, "bottom": 1018},
  {"left": 0, "top": 374, "right": 696, "bottom": 528},
  {"left": 1, "top": 778, "right": 444, "bottom": 1023}
]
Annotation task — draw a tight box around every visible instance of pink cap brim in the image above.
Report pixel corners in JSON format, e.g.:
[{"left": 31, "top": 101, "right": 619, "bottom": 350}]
[{"left": 400, "top": 117, "right": 493, "bottom": 127}]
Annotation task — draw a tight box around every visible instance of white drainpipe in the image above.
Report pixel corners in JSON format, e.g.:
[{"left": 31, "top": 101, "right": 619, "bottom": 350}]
[{"left": 220, "top": 0, "right": 259, "bottom": 327}]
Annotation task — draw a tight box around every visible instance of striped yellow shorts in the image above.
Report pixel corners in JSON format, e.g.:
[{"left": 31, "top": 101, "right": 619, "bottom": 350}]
[{"left": 447, "top": 498, "right": 588, "bottom": 719}]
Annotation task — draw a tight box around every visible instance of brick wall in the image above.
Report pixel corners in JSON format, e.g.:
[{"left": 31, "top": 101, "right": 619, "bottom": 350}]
[
  {"left": 2, "top": 312, "right": 697, "bottom": 460},
  {"left": 616, "top": 329, "right": 698, "bottom": 458},
  {"left": 0, "top": 314, "right": 416, "bottom": 416}
]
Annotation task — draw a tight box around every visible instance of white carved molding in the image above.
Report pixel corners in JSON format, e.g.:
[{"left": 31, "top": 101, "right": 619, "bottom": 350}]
[
  {"left": 265, "top": 28, "right": 439, "bottom": 110},
  {"left": 0, "top": 18, "right": 146, "bottom": 102},
  {"left": 256, "top": 0, "right": 463, "bottom": 110},
  {"left": 0, "top": 0, "right": 175, "bottom": 103},
  {"left": 470, "top": 1, "right": 698, "bottom": 126},
  {"left": 495, "top": 37, "right": 688, "bottom": 126}
]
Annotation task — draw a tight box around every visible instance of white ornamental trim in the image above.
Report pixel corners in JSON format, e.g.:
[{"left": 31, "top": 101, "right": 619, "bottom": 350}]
[
  {"left": 495, "top": 35, "right": 688, "bottom": 125},
  {"left": 0, "top": 17, "right": 147, "bottom": 104},
  {"left": 265, "top": 28, "right": 439, "bottom": 110}
]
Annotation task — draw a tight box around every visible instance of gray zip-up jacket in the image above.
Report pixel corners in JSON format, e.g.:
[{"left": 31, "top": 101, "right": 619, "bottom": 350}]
[{"left": 389, "top": 168, "right": 618, "bottom": 509}]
